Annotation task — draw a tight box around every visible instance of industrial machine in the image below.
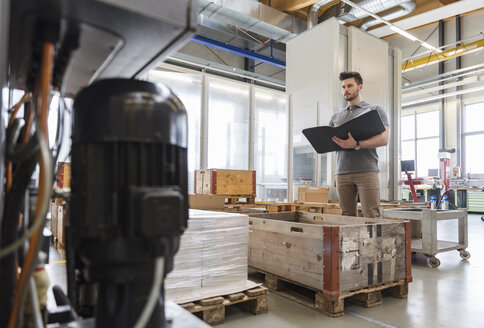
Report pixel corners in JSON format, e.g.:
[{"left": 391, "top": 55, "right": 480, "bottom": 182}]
[
  {"left": 439, "top": 148, "right": 455, "bottom": 192},
  {"left": 0, "top": 0, "right": 208, "bottom": 327}
]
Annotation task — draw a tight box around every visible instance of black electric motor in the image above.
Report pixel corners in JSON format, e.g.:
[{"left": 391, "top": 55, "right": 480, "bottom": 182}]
[{"left": 70, "top": 79, "right": 188, "bottom": 328}]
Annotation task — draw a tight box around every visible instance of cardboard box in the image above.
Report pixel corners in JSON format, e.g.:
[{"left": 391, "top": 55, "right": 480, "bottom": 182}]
[
  {"left": 298, "top": 187, "right": 329, "bottom": 203},
  {"left": 189, "top": 194, "right": 225, "bottom": 210}
]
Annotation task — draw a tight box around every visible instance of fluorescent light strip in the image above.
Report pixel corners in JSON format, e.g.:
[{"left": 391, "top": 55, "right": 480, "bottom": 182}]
[
  {"left": 390, "top": 26, "right": 418, "bottom": 41},
  {"left": 402, "top": 84, "right": 484, "bottom": 107}
]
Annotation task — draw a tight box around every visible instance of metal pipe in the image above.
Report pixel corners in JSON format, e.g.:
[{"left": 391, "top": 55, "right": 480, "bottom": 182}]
[
  {"left": 200, "top": 73, "right": 209, "bottom": 170},
  {"left": 392, "top": 48, "right": 402, "bottom": 200},
  {"left": 340, "top": 0, "right": 415, "bottom": 22},
  {"left": 191, "top": 35, "right": 286, "bottom": 69},
  {"left": 315, "top": 101, "right": 321, "bottom": 188},
  {"left": 361, "top": 0, "right": 415, "bottom": 30},
  {"left": 456, "top": 14, "right": 462, "bottom": 168},
  {"left": 307, "top": 0, "right": 333, "bottom": 29},
  {"left": 249, "top": 85, "right": 255, "bottom": 170},
  {"left": 439, "top": 20, "right": 445, "bottom": 150}
]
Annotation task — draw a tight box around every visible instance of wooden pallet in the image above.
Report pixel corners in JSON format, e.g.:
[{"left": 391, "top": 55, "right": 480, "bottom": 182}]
[
  {"left": 225, "top": 196, "right": 256, "bottom": 204},
  {"left": 251, "top": 271, "right": 407, "bottom": 317},
  {"left": 180, "top": 287, "right": 268, "bottom": 325}
]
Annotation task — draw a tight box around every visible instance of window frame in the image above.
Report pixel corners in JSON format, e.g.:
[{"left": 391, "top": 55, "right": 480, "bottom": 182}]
[
  {"left": 462, "top": 101, "right": 484, "bottom": 177},
  {"left": 401, "top": 109, "right": 440, "bottom": 177}
]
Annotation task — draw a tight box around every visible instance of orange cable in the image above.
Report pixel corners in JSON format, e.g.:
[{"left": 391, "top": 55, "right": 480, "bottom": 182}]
[{"left": 7, "top": 42, "right": 54, "bottom": 328}]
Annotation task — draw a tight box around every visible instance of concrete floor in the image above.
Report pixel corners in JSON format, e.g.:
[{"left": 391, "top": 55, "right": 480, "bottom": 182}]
[{"left": 46, "top": 214, "right": 484, "bottom": 328}]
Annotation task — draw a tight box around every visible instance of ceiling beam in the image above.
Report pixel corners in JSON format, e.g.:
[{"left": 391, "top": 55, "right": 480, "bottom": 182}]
[
  {"left": 370, "top": 0, "right": 484, "bottom": 39},
  {"left": 402, "top": 38, "right": 484, "bottom": 72},
  {"left": 345, "top": 0, "right": 443, "bottom": 30},
  {"left": 261, "top": 0, "right": 323, "bottom": 12}
]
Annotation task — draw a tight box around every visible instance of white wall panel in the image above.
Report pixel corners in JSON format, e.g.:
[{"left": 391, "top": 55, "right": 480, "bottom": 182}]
[
  {"left": 348, "top": 26, "right": 390, "bottom": 199},
  {"left": 287, "top": 18, "right": 341, "bottom": 197}
]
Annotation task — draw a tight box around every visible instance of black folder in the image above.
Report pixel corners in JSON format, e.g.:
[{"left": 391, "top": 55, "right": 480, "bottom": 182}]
[{"left": 302, "top": 110, "right": 386, "bottom": 154}]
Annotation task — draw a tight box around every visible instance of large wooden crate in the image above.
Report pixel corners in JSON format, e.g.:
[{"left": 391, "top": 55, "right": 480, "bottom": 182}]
[
  {"left": 248, "top": 211, "right": 411, "bottom": 307},
  {"left": 194, "top": 169, "right": 256, "bottom": 197},
  {"left": 298, "top": 187, "right": 329, "bottom": 203}
]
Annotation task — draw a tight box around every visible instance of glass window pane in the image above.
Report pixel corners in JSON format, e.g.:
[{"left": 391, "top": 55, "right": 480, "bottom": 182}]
[
  {"left": 207, "top": 78, "right": 249, "bottom": 169},
  {"left": 148, "top": 70, "right": 202, "bottom": 193},
  {"left": 401, "top": 140, "right": 415, "bottom": 161},
  {"left": 255, "top": 89, "right": 288, "bottom": 201},
  {"left": 401, "top": 115, "right": 415, "bottom": 140},
  {"left": 416, "top": 138, "right": 439, "bottom": 177},
  {"left": 293, "top": 102, "right": 317, "bottom": 190},
  {"left": 416, "top": 111, "right": 439, "bottom": 138},
  {"left": 465, "top": 134, "right": 484, "bottom": 174},
  {"left": 464, "top": 102, "right": 484, "bottom": 133}
]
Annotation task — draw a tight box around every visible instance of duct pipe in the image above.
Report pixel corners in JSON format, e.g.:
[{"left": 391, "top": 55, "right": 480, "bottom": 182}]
[
  {"left": 361, "top": 0, "right": 416, "bottom": 30},
  {"left": 307, "top": 0, "right": 333, "bottom": 29},
  {"left": 340, "top": 0, "right": 416, "bottom": 23}
]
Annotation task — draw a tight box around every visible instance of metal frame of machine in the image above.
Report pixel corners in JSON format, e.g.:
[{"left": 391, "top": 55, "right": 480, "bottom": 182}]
[{"left": 0, "top": 1, "right": 210, "bottom": 327}]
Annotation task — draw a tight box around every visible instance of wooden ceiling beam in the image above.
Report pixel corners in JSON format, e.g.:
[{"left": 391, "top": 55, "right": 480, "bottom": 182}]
[
  {"left": 261, "top": 0, "right": 323, "bottom": 13},
  {"left": 345, "top": 0, "right": 443, "bottom": 30},
  {"left": 381, "top": 6, "right": 484, "bottom": 39}
]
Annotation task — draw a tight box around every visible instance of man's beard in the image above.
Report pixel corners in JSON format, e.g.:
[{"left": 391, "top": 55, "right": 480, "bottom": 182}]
[{"left": 344, "top": 90, "right": 359, "bottom": 102}]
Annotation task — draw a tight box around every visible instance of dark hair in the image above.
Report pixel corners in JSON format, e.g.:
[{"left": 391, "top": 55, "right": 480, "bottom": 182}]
[{"left": 339, "top": 71, "right": 363, "bottom": 85}]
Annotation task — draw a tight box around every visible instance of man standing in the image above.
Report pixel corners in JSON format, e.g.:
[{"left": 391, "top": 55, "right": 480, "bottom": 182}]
[{"left": 330, "top": 71, "right": 389, "bottom": 218}]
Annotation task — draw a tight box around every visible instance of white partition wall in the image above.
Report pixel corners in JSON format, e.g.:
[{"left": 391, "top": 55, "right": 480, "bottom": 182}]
[
  {"left": 348, "top": 26, "right": 390, "bottom": 200},
  {"left": 286, "top": 18, "right": 342, "bottom": 200},
  {"left": 287, "top": 19, "right": 395, "bottom": 200}
]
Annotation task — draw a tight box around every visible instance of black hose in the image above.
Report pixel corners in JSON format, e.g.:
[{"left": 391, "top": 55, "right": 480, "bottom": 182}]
[{"left": 6, "top": 132, "right": 40, "bottom": 162}]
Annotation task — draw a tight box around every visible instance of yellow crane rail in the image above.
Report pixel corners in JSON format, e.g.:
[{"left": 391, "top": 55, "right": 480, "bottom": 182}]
[{"left": 402, "top": 38, "right": 484, "bottom": 72}]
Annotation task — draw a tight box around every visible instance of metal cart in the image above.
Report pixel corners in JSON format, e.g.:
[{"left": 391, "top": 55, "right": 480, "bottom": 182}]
[{"left": 383, "top": 208, "right": 469, "bottom": 268}]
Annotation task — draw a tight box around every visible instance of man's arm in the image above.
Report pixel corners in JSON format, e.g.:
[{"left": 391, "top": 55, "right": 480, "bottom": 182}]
[{"left": 332, "top": 127, "right": 389, "bottom": 149}]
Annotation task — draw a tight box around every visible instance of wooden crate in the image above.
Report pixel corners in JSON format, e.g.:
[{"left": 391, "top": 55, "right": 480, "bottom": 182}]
[
  {"left": 298, "top": 187, "right": 329, "bottom": 203},
  {"left": 194, "top": 169, "right": 256, "bottom": 197},
  {"left": 189, "top": 194, "right": 226, "bottom": 210},
  {"left": 180, "top": 287, "right": 268, "bottom": 326},
  {"left": 57, "top": 162, "right": 71, "bottom": 189},
  {"left": 297, "top": 202, "right": 343, "bottom": 215},
  {"left": 247, "top": 211, "right": 411, "bottom": 316}
]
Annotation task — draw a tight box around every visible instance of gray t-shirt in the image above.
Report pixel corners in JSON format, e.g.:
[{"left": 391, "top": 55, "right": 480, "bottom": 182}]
[{"left": 329, "top": 101, "right": 389, "bottom": 175}]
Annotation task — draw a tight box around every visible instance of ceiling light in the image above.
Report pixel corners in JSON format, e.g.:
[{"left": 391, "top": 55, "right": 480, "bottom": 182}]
[{"left": 390, "top": 26, "right": 418, "bottom": 42}]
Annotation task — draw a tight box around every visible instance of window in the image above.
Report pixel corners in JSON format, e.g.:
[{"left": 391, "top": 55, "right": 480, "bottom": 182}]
[
  {"left": 148, "top": 70, "right": 202, "bottom": 193},
  {"left": 255, "top": 89, "right": 288, "bottom": 201},
  {"left": 401, "top": 110, "right": 439, "bottom": 177},
  {"left": 463, "top": 102, "right": 484, "bottom": 176},
  {"left": 207, "top": 78, "right": 250, "bottom": 170}
]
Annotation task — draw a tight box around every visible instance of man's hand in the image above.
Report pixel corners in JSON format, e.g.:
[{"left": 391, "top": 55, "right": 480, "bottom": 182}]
[{"left": 332, "top": 132, "right": 357, "bottom": 149}]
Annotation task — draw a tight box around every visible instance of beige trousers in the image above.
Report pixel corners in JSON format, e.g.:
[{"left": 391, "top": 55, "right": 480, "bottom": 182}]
[{"left": 336, "top": 172, "right": 380, "bottom": 218}]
